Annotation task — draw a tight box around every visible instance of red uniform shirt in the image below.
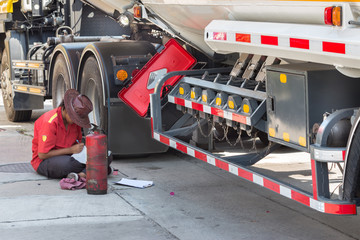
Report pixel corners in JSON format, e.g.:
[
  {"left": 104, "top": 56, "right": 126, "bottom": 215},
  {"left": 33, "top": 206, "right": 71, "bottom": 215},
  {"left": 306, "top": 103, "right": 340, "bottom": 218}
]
[{"left": 31, "top": 107, "right": 82, "bottom": 171}]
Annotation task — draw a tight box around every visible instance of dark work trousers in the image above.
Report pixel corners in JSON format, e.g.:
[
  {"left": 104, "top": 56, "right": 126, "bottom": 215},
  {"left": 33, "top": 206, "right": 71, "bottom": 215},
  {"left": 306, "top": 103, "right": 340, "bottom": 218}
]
[{"left": 37, "top": 155, "right": 85, "bottom": 179}]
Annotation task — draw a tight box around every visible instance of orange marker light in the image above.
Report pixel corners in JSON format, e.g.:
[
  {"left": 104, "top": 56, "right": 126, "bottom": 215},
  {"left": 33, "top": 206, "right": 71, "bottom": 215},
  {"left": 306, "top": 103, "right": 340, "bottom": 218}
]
[
  {"left": 116, "top": 70, "right": 128, "bottom": 81},
  {"left": 133, "top": 6, "right": 142, "bottom": 18},
  {"left": 332, "top": 6, "right": 342, "bottom": 26}
]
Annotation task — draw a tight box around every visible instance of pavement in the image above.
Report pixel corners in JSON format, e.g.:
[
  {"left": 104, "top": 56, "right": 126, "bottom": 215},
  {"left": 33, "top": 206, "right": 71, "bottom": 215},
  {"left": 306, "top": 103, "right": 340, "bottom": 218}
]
[{"left": 1, "top": 94, "right": 360, "bottom": 240}]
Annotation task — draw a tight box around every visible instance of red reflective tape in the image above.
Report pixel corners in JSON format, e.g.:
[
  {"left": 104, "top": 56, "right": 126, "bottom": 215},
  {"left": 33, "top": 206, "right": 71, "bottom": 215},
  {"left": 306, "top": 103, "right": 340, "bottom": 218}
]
[
  {"left": 211, "top": 108, "right": 224, "bottom": 118},
  {"left": 213, "top": 32, "right": 227, "bottom": 41},
  {"left": 290, "top": 38, "right": 309, "bottom": 50},
  {"left": 195, "top": 151, "right": 207, "bottom": 162},
  {"left": 236, "top": 33, "right": 251, "bottom": 43},
  {"left": 311, "top": 159, "right": 318, "bottom": 200},
  {"left": 232, "top": 113, "right": 247, "bottom": 124},
  {"left": 192, "top": 102, "right": 203, "bottom": 111},
  {"left": 174, "top": 97, "right": 185, "bottom": 106},
  {"left": 342, "top": 150, "right": 346, "bottom": 161},
  {"left": 238, "top": 168, "right": 253, "bottom": 181},
  {"left": 263, "top": 179, "right": 280, "bottom": 193},
  {"left": 323, "top": 41, "right": 345, "bottom": 54},
  {"left": 215, "top": 159, "right": 229, "bottom": 171},
  {"left": 261, "top": 35, "right": 278, "bottom": 46},
  {"left": 159, "top": 135, "right": 169, "bottom": 145},
  {"left": 291, "top": 190, "right": 310, "bottom": 206},
  {"left": 324, "top": 203, "right": 357, "bottom": 215},
  {"left": 176, "top": 142, "right": 187, "bottom": 153}
]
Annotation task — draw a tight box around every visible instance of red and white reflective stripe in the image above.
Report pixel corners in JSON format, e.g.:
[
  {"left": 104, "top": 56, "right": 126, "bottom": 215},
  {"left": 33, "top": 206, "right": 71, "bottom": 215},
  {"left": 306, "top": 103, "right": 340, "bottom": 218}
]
[
  {"left": 168, "top": 95, "right": 251, "bottom": 125},
  {"left": 209, "top": 31, "right": 348, "bottom": 55},
  {"left": 153, "top": 131, "right": 356, "bottom": 215},
  {"left": 313, "top": 148, "right": 346, "bottom": 162}
]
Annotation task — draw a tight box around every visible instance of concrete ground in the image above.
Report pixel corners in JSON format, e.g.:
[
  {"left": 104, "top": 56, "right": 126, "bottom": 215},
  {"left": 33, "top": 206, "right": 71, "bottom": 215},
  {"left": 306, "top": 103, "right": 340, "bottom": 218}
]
[{"left": 1, "top": 94, "right": 360, "bottom": 240}]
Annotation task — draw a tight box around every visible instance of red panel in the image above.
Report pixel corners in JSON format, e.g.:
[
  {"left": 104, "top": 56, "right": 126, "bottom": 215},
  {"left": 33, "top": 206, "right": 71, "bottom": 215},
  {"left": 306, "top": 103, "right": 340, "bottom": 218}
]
[
  {"left": 238, "top": 168, "right": 253, "bottom": 181},
  {"left": 215, "top": 159, "right": 229, "bottom": 171},
  {"left": 291, "top": 190, "right": 310, "bottom": 206},
  {"left": 261, "top": 35, "right": 278, "bottom": 46},
  {"left": 176, "top": 143, "right": 187, "bottom": 153},
  {"left": 192, "top": 102, "right": 203, "bottom": 111},
  {"left": 263, "top": 179, "right": 280, "bottom": 193},
  {"left": 195, "top": 151, "right": 207, "bottom": 162},
  {"left": 174, "top": 97, "right": 185, "bottom": 106},
  {"left": 290, "top": 38, "right": 310, "bottom": 49},
  {"left": 159, "top": 135, "right": 169, "bottom": 145},
  {"left": 236, "top": 33, "right": 251, "bottom": 43},
  {"left": 323, "top": 41, "right": 346, "bottom": 54},
  {"left": 118, "top": 39, "right": 196, "bottom": 116},
  {"left": 211, "top": 108, "right": 224, "bottom": 118},
  {"left": 342, "top": 150, "right": 346, "bottom": 161},
  {"left": 311, "top": 159, "right": 318, "bottom": 200},
  {"left": 232, "top": 113, "right": 246, "bottom": 124},
  {"left": 324, "top": 203, "right": 357, "bottom": 215}
]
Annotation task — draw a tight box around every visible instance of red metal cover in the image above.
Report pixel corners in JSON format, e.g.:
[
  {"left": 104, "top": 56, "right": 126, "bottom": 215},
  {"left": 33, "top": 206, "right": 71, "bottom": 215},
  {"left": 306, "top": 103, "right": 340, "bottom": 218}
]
[{"left": 118, "top": 39, "right": 196, "bottom": 117}]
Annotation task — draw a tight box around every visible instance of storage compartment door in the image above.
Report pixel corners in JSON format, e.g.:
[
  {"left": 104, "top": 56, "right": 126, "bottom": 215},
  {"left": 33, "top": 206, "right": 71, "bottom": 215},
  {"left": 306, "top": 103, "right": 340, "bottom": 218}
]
[{"left": 267, "top": 71, "right": 307, "bottom": 149}]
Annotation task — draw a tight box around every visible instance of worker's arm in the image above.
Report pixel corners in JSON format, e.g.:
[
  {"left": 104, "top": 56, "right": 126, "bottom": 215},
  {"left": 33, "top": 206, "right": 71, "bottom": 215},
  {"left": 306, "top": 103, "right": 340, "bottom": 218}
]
[{"left": 38, "top": 143, "right": 84, "bottom": 160}]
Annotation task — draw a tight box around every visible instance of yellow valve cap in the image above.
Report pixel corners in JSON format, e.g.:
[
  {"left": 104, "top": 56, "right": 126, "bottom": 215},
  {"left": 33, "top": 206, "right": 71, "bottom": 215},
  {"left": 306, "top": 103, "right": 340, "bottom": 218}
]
[
  {"left": 216, "top": 97, "right": 222, "bottom": 106},
  {"left": 228, "top": 100, "right": 235, "bottom": 109},
  {"left": 179, "top": 87, "right": 184, "bottom": 95},
  {"left": 191, "top": 91, "right": 196, "bottom": 99},
  {"left": 202, "top": 94, "right": 207, "bottom": 102},
  {"left": 243, "top": 104, "right": 250, "bottom": 113},
  {"left": 116, "top": 70, "right": 128, "bottom": 81}
]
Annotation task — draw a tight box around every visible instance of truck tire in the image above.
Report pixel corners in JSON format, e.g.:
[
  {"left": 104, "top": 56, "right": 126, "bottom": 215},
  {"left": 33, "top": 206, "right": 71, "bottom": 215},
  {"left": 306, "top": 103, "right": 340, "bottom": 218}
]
[
  {"left": 343, "top": 125, "right": 360, "bottom": 202},
  {"left": 0, "top": 49, "right": 32, "bottom": 122},
  {"left": 79, "top": 56, "right": 107, "bottom": 134},
  {"left": 52, "top": 54, "right": 71, "bottom": 108}
]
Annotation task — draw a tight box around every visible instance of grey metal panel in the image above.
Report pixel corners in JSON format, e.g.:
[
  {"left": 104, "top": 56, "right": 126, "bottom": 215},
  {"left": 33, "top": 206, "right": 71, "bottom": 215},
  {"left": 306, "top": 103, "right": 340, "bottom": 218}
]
[
  {"left": 267, "top": 70, "right": 307, "bottom": 148},
  {"left": 108, "top": 98, "right": 168, "bottom": 155}
]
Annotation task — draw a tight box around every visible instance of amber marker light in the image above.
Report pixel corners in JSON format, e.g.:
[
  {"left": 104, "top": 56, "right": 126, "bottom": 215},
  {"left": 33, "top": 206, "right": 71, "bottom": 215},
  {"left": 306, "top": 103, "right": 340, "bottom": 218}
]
[
  {"left": 133, "top": 6, "right": 142, "bottom": 18},
  {"left": 332, "top": 6, "right": 342, "bottom": 26},
  {"left": 116, "top": 70, "right": 128, "bottom": 81}
]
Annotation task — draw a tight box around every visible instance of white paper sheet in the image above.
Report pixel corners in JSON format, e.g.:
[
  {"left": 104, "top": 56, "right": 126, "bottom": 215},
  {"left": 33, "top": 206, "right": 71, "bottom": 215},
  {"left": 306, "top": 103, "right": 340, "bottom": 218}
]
[
  {"left": 71, "top": 146, "right": 87, "bottom": 164},
  {"left": 115, "top": 178, "right": 154, "bottom": 189}
]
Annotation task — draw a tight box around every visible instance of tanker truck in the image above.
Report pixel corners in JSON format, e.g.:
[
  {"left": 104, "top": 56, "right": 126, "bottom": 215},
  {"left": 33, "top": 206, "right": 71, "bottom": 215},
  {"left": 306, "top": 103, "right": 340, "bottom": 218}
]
[{"left": 1, "top": 0, "right": 360, "bottom": 215}]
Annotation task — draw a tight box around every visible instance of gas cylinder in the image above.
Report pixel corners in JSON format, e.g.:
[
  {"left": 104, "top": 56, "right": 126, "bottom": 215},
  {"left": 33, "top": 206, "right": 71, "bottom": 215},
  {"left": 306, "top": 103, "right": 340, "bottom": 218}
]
[{"left": 86, "top": 131, "right": 107, "bottom": 194}]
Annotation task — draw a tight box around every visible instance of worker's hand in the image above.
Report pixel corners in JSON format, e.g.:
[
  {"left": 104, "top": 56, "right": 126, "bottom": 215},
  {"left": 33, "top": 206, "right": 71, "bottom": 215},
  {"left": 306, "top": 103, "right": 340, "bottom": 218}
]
[{"left": 71, "top": 143, "right": 84, "bottom": 154}]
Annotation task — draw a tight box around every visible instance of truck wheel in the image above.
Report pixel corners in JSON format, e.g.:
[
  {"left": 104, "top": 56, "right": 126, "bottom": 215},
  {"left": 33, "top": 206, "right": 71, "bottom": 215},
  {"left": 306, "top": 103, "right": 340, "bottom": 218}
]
[
  {"left": 52, "top": 54, "right": 71, "bottom": 108},
  {"left": 343, "top": 124, "right": 360, "bottom": 202},
  {"left": 0, "top": 49, "right": 32, "bottom": 121},
  {"left": 80, "top": 56, "right": 107, "bottom": 134}
]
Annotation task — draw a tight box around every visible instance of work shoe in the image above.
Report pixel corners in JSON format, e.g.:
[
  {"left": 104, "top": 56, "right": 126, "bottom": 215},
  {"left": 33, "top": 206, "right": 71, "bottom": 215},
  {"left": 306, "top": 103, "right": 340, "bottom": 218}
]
[{"left": 67, "top": 172, "right": 79, "bottom": 181}]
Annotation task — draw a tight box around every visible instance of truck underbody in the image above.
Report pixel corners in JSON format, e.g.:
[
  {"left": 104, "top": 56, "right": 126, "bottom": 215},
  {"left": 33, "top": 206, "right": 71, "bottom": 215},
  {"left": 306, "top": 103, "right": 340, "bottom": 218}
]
[{"left": 1, "top": 0, "right": 360, "bottom": 214}]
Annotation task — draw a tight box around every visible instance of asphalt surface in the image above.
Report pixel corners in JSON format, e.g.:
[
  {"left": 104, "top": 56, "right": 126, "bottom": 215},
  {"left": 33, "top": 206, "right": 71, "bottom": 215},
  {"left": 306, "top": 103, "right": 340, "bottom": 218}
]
[{"left": 1, "top": 95, "right": 360, "bottom": 240}]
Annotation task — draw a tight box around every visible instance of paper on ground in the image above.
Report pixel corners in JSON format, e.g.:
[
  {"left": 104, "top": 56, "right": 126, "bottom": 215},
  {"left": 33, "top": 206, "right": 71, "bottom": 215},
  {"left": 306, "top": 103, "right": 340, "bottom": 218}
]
[
  {"left": 71, "top": 146, "right": 87, "bottom": 164},
  {"left": 115, "top": 178, "right": 154, "bottom": 189}
]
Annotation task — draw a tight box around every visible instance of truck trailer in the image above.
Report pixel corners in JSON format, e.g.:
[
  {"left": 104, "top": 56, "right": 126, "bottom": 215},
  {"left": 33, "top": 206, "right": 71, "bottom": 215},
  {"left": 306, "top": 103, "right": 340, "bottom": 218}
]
[{"left": 1, "top": 0, "right": 360, "bottom": 215}]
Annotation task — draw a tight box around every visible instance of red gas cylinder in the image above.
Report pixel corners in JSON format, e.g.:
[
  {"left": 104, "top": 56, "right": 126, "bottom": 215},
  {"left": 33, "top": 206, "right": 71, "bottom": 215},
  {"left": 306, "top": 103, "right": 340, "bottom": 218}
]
[{"left": 86, "top": 131, "right": 107, "bottom": 195}]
